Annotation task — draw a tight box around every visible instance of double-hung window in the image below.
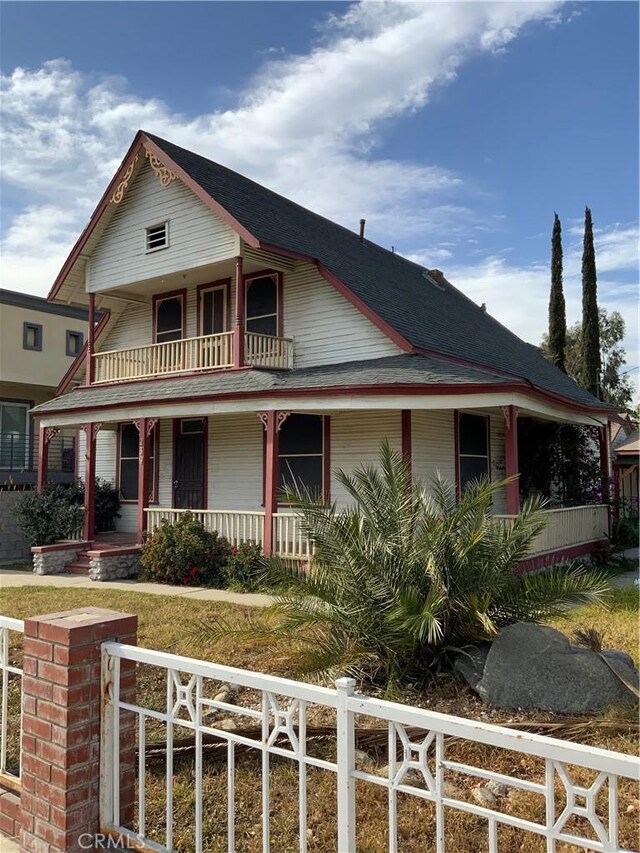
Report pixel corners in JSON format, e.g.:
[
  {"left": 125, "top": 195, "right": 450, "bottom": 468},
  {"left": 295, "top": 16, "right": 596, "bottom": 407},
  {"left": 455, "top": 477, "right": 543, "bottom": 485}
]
[
  {"left": 246, "top": 274, "right": 279, "bottom": 337},
  {"left": 457, "top": 412, "right": 490, "bottom": 492},
  {"left": 278, "top": 414, "right": 325, "bottom": 500},
  {"left": 118, "top": 423, "right": 157, "bottom": 502},
  {"left": 199, "top": 282, "right": 229, "bottom": 335},
  {"left": 154, "top": 293, "right": 184, "bottom": 344}
]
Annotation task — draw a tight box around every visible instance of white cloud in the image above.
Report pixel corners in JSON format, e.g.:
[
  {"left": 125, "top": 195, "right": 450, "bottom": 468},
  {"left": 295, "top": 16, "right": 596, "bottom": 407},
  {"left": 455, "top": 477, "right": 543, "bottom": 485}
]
[{"left": 1, "top": 1, "right": 563, "bottom": 293}]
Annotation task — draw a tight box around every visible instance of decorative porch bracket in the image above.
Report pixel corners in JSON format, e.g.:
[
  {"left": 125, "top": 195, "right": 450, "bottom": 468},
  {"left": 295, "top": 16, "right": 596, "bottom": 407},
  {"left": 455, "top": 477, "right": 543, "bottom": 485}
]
[{"left": 257, "top": 411, "right": 290, "bottom": 555}]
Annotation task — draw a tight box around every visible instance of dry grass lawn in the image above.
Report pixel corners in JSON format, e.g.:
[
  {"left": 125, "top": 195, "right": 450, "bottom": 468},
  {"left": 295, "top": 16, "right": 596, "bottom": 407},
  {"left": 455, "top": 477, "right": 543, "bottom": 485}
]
[{"left": 1, "top": 585, "right": 638, "bottom": 852}]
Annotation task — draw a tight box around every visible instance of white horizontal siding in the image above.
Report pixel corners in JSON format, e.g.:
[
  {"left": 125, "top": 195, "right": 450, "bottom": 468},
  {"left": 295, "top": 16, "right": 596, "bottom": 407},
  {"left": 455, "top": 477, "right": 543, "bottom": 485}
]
[
  {"left": 283, "top": 265, "right": 401, "bottom": 367},
  {"left": 209, "top": 413, "right": 263, "bottom": 509},
  {"left": 489, "top": 411, "right": 507, "bottom": 513},
  {"left": 411, "top": 410, "right": 456, "bottom": 490},
  {"left": 88, "top": 161, "right": 238, "bottom": 292},
  {"left": 330, "top": 411, "right": 402, "bottom": 509},
  {"left": 157, "top": 420, "right": 173, "bottom": 507}
]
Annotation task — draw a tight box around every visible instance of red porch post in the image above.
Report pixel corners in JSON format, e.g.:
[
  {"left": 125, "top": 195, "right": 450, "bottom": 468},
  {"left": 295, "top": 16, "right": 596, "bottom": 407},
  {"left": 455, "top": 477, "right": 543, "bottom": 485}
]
[
  {"left": 36, "top": 426, "right": 57, "bottom": 492},
  {"left": 599, "top": 423, "right": 610, "bottom": 504},
  {"left": 82, "top": 423, "right": 99, "bottom": 541},
  {"left": 401, "top": 410, "right": 412, "bottom": 476},
  {"left": 233, "top": 255, "right": 245, "bottom": 368},
  {"left": 135, "top": 418, "right": 153, "bottom": 544},
  {"left": 86, "top": 292, "right": 95, "bottom": 386},
  {"left": 504, "top": 405, "right": 520, "bottom": 515},
  {"left": 262, "top": 411, "right": 278, "bottom": 557}
]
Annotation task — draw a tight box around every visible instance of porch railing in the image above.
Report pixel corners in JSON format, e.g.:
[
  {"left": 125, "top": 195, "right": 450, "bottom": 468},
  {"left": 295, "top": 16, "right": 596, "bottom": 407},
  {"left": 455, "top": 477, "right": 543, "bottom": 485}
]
[
  {"left": 100, "top": 639, "right": 640, "bottom": 853},
  {"left": 145, "top": 508, "right": 265, "bottom": 549},
  {"left": 245, "top": 332, "right": 293, "bottom": 369},
  {"left": 0, "top": 616, "right": 23, "bottom": 792},
  {"left": 494, "top": 504, "right": 610, "bottom": 557},
  {"left": 273, "top": 511, "right": 313, "bottom": 559},
  {"left": 93, "top": 331, "right": 234, "bottom": 383}
]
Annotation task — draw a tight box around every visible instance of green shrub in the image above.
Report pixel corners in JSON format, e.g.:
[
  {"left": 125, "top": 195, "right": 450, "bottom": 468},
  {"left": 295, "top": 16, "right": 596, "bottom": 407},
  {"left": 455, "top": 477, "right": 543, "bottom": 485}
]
[
  {"left": 14, "top": 485, "right": 85, "bottom": 546},
  {"left": 223, "top": 543, "right": 266, "bottom": 590},
  {"left": 140, "top": 513, "right": 231, "bottom": 587},
  {"left": 613, "top": 514, "right": 639, "bottom": 549},
  {"left": 95, "top": 479, "right": 121, "bottom": 532}
]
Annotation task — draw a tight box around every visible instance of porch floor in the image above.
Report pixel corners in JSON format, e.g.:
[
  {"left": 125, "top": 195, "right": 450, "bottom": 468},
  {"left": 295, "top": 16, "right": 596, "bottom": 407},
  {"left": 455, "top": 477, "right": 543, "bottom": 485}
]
[{"left": 90, "top": 532, "right": 138, "bottom": 551}]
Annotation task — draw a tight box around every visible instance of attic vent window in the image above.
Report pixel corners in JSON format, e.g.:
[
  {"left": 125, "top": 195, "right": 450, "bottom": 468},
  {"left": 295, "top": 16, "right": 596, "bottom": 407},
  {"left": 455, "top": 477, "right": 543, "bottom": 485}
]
[{"left": 146, "top": 221, "right": 169, "bottom": 253}]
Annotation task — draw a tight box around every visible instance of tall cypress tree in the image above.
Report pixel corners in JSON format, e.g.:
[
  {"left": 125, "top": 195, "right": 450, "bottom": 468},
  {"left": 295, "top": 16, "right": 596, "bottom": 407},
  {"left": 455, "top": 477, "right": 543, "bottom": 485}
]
[
  {"left": 581, "top": 206, "right": 601, "bottom": 397},
  {"left": 548, "top": 212, "right": 566, "bottom": 371}
]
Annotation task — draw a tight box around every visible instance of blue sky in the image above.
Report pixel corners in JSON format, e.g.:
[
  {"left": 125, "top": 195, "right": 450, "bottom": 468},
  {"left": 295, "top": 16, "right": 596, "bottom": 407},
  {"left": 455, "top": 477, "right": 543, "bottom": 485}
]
[{"left": 1, "top": 1, "right": 638, "bottom": 393}]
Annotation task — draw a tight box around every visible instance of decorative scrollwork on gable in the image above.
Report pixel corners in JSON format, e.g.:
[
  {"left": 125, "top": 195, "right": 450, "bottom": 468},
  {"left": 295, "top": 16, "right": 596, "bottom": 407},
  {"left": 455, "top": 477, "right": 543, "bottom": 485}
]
[
  {"left": 109, "top": 154, "right": 139, "bottom": 204},
  {"left": 145, "top": 149, "right": 177, "bottom": 187}
]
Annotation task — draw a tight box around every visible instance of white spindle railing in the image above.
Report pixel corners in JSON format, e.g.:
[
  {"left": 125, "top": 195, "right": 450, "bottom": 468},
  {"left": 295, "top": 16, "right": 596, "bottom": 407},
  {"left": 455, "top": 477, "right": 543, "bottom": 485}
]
[
  {"left": 145, "top": 508, "right": 265, "bottom": 549},
  {"left": 93, "top": 331, "right": 234, "bottom": 383},
  {"left": 273, "top": 512, "right": 313, "bottom": 560},
  {"left": 495, "top": 504, "right": 610, "bottom": 556},
  {"left": 245, "top": 332, "right": 293, "bottom": 369},
  {"left": 100, "top": 641, "right": 640, "bottom": 853},
  {"left": 0, "top": 616, "right": 24, "bottom": 792}
]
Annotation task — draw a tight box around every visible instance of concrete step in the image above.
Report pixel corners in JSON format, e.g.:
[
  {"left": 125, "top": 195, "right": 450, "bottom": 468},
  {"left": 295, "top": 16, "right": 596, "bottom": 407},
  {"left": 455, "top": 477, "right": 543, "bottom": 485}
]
[{"left": 65, "top": 555, "right": 91, "bottom": 575}]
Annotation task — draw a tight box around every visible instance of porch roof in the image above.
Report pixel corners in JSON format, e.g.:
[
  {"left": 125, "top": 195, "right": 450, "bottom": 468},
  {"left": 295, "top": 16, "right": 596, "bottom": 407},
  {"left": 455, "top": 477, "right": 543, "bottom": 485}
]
[{"left": 32, "top": 354, "right": 521, "bottom": 417}]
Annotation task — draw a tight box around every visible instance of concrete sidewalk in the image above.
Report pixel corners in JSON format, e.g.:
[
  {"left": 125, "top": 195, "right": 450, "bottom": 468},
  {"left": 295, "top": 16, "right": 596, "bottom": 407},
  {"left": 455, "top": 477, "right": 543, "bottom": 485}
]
[
  {"left": 610, "top": 547, "right": 639, "bottom": 589},
  {"left": 0, "top": 569, "right": 272, "bottom": 608}
]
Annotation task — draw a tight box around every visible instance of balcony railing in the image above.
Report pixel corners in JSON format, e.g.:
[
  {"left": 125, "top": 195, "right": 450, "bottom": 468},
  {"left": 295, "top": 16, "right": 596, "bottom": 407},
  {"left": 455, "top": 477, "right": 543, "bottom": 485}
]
[
  {"left": 92, "top": 331, "right": 293, "bottom": 383},
  {"left": 0, "top": 433, "right": 76, "bottom": 486}
]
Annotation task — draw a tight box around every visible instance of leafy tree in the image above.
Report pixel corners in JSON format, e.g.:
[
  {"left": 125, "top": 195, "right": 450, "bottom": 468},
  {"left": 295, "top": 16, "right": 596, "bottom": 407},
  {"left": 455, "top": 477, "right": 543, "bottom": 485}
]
[
  {"left": 196, "top": 444, "right": 609, "bottom": 688},
  {"left": 542, "top": 308, "right": 634, "bottom": 411},
  {"left": 581, "top": 206, "right": 601, "bottom": 396},
  {"left": 548, "top": 212, "right": 566, "bottom": 371}
]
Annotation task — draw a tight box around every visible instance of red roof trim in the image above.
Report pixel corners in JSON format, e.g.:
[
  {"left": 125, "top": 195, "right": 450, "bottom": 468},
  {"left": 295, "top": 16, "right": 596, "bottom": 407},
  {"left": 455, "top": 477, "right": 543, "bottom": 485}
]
[{"left": 55, "top": 310, "right": 111, "bottom": 395}]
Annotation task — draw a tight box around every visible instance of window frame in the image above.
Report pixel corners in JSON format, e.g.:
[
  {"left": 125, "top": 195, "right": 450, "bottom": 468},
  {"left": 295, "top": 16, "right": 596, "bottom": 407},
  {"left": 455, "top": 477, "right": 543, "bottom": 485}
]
[
  {"left": 0, "top": 399, "right": 31, "bottom": 470},
  {"left": 244, "top": 270, "right": 283, "bottom": 338},
  {"left": 23, "top": 322, "right": 43, "bottom": 352},
  {"left": 196, "top": 279, "right": 231, "bottom": 336},
  {"left": 455, "top": 411, "right": 491, "bottom": 495},
  {"left": 266, "top": 413, "right": 330, "bottom": 506},
  {"left": 145, "top": 220, "right": 170, "bottom": 253},
  {"left": 152, "top": 289, "right": 186, "bottom": 344},
  {"left": 65, "top": 330, "right": 84, "bottom": 357},
  {"left": 116, "top": 422, "right": 159, "bottom": 504}
]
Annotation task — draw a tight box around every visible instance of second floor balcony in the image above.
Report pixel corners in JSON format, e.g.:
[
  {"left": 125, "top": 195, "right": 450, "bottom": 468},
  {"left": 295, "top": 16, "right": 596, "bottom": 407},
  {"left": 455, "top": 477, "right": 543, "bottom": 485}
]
[{"left": 92, "top": 330, "right": 294, "bottom": 384}]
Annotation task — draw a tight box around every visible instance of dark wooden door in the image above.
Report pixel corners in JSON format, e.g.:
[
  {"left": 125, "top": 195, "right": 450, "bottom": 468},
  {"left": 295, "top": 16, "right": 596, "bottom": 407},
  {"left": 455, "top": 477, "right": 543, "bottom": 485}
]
[{"left": 174, "top": 432, "right": 205, "bottom": 509}]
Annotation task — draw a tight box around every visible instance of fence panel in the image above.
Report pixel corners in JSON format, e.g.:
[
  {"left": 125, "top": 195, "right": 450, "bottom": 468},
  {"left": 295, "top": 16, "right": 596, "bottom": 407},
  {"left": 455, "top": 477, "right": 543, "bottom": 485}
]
[{"left": 0, "top": 616, "right": 24, "bottom": 792}]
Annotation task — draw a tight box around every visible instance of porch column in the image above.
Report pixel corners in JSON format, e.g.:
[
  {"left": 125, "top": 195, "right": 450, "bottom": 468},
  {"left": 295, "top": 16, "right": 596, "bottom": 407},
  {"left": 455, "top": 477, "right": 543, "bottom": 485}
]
[
  {"left": 262, "top": 411, "right": 278, "bottom": 557},
  {"left": 504, "top": 405, "right": 520, "bottom": 514},
  {"left": 135, "top": 417, "right": 154, "bottom": 544},
  {"left": 401, "top": 410, "right": 412, "bottom": 476},
  {"left": 36, "top": 426, "right": 57, "bottom": 492},
  {"left": 599, "top": 423, "right": 610, "bottom": 503},
  {"left": 82, "top": 422, "right": 99, "bottom": 541},
  {"left": 86, "top": 292, "right": 96, "bottom": 386},
  {"left": 233, "top": 255, "right": 245, "bottom": 368}
]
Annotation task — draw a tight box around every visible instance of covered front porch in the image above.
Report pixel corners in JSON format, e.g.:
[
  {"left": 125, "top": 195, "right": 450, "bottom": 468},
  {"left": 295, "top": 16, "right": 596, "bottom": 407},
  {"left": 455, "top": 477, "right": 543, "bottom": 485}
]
[{"left": 35, "top": 396, "right": 611, "bottom": 569}]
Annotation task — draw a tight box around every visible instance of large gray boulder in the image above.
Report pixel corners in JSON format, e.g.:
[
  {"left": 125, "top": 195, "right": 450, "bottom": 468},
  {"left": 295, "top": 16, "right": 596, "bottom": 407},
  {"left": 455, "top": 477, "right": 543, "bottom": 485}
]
[{"left": 472, "top": 623, "right": 638, "bottom": 713}]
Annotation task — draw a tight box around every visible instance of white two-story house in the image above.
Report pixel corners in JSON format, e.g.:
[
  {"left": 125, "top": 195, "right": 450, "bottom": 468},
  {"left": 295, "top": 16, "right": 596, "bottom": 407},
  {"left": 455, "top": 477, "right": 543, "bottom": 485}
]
[{"left": 31, "top": 131, "right": 613, "bottom": 574}]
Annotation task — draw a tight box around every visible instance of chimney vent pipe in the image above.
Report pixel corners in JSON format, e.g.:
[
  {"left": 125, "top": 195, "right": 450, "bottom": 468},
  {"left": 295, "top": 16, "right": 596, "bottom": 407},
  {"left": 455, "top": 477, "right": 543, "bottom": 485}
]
[{"left": 359, "top": 218, "right": 366, "bottom": 242}]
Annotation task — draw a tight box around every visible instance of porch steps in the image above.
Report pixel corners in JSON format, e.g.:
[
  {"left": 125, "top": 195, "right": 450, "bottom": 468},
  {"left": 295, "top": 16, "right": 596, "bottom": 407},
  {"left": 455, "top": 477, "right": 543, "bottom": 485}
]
[{"left": 64, "top": 552, "right": 91, "bottom": 575}]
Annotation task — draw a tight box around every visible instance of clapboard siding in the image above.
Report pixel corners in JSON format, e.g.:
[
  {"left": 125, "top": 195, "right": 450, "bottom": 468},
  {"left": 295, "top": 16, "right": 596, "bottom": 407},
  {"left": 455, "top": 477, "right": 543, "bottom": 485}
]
[
  {"left": 88, "top": 162, "right": 238, "bottom": 292},
  {"left": 330, "top": 411, "right": 402, "bottom": 508},
  {"left": 283, "top": 265, "right": 401, "bottom": 367},
  {"left": 489, "top": 411, "right": 507, "bottom": 513},
  {"left": 209, "top": 413, "right": 263, "bottom": 509},
  {"left": 411, "top": 410, "right": 457, "bottom": 489}
]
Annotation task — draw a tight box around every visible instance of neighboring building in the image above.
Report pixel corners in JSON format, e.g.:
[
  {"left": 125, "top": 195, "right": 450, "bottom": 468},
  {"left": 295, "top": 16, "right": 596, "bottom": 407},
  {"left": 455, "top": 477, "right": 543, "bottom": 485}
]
[
  {"left": 0, "top": 289, "right": 90, "bottom": 485},
  {"left": 31, "top": 130, "right": 614, "bottom": 572},
  {"left": 610, "top": 417, "right": 639, "bottom": 514}
]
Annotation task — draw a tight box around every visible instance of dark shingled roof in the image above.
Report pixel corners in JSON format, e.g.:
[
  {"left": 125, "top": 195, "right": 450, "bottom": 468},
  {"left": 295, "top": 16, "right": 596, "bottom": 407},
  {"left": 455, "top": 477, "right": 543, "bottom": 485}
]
[
  {"left": 144, "top": 133, "right": 609, "bottom": 412},
  {"left": 32, "top": 355, "right": 521, "bottom": 417}
]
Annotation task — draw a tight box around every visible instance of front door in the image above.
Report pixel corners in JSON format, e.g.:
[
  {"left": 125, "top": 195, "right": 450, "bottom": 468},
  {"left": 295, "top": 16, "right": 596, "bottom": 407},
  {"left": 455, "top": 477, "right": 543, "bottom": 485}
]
[{"left": 173, "top": 420, "right": 206, "bottom": 509}]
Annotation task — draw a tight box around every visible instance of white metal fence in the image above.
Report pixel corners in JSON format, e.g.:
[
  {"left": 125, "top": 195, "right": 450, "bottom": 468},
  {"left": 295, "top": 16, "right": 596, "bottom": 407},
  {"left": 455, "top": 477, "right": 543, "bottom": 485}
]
[
  {"left": 100, "top": 642, "right": 640, "bottom": 853},
  {"left": 0, "top": 616, "right": 23, "bottom": 791}
]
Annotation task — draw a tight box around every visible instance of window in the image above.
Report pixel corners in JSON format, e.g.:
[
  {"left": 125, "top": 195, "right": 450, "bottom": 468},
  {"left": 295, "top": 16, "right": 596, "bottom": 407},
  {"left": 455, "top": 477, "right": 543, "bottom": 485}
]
[
  {"left": 154, "top": 293, "right": 184, "bottom": 343},
  {"left": 23, "top": 322, "right": 42, "bottom": 351},
  {"left": 0, "top": 402, "right": 29, "bottom": 469},
  {"left": 199, "top": 283, "right": 228, "bottom": 335},
  {"left": 246, "top": 274, "right": 278, "bottom": 337},
  {"left": 146, "top": 221, "right": 169, "bottom": 252},
  {"left": 118, "top": 423, "right": 156, "bottom": 502},
  {"left": 278, "top": 414, "right": 324, "bottom": 499},
  {"left": 458, "top": 412, "right": 490, "bottom": 492},
  {"left": 66, "top": 330, "right": 84, "bottom": 357}
]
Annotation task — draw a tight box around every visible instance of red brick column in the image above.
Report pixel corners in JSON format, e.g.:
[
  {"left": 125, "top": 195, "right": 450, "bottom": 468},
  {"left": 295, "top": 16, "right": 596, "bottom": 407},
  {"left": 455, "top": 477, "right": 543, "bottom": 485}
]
[{"left": 20, "top": 607, "right": 137, "bottom": 853}]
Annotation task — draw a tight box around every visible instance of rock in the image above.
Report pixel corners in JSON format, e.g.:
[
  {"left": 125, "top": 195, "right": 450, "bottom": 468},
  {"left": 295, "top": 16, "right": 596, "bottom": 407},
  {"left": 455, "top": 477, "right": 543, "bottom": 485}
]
[
  {"left": 354, "top": 749, "right": 375, "bottom": 768},
  {"left": 453, "top": 643, "right": 492, "bottom": 690},
  {"left": 472, "top": 786, "right": 497, "bottom": 808},
  {"left": 476, "top": 623, "right": 639, "bottom": 714},
  {"left": 217, "top": 717, "right": 238, "bottom": 731},
  {"left": 602, "top": 649, "right": 636, "bottom": 670},
  {"left": 485, "top": 780, "right": 508, "bottom": 798},
  {"left": 443, "top": 782, "right": 463, "bottom": 799},
  {"left": 213, "top": 684, "right": 239, "bottom": 704}
]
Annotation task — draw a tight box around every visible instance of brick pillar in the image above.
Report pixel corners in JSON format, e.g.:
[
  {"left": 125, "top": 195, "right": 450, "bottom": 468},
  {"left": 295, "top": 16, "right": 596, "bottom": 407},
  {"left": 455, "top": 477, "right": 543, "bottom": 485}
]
[
  {"left": 504, "top": 405, "right": 520, "bottom": 515},
  {"left": 233, "top": 255, "right": 245, "bottom": 368},
  {"left": 20, "top": 607, "right": 137, "bottom": 853}
]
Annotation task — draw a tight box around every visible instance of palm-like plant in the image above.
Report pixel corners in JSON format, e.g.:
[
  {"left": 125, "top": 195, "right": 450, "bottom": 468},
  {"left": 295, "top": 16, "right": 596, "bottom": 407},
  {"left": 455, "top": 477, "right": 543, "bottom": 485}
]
[{"left": 199, "top": 442, "right": 610, "bottom": 688}]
